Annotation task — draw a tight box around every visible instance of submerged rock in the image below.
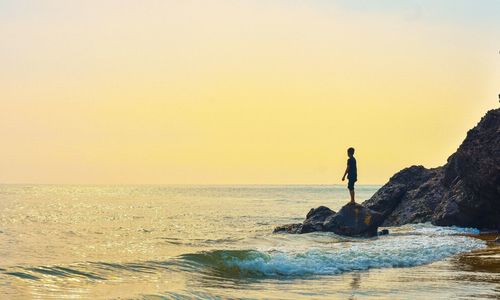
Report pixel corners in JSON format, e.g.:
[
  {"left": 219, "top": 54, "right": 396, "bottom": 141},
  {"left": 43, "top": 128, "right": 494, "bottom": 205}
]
[
  {"left": 273, "top": 223, "right": 303, "bottom": 234},
  {"left": 363, "top": 108, "right": 500, "bottom": 230},
  {"left": 379, "top": 229, "right": 389, "bottom": 235},
  {"left": 274, "top": 204, "right": 383, "bottom": 237}
]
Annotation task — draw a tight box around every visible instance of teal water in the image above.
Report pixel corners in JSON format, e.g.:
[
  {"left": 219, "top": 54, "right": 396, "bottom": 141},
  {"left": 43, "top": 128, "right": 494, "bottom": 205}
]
[{"left": 0, "top": 185, "right": 498, "bottom": 299}]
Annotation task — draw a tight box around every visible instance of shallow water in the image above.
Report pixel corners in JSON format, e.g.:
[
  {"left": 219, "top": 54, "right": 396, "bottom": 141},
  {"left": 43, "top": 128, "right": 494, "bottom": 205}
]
[{"left": 0, "top": 185, "right": 498, "bottom": 299}]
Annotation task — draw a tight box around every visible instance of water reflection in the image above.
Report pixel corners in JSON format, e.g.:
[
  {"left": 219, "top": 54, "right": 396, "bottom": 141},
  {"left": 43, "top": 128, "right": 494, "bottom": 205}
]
[
  {"left": 350, "top": 272, "right": 362, "bottom": 290},
  {"left": 348, "top": 272, "right": 362, "bottom": 300},
  {"left": 454, "top": 245, "right": 500, "bottom": 273}
]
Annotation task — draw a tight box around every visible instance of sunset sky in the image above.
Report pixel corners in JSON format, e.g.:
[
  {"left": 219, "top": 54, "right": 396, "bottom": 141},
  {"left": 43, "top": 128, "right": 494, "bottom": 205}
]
[{"left": 1, "top": 0, "right": 499, "bottom": 184}]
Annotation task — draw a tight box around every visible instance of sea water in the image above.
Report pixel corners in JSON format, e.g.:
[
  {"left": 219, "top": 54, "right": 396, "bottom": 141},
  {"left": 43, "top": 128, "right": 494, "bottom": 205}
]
[{"left": 0, "top": 185, "right": 498, "bottom": 299}]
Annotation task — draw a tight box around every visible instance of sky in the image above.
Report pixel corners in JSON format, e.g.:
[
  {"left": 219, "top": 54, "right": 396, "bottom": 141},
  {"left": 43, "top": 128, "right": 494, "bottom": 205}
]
[{"left": 1, "top": 0, "right": 499, "bottom": 184}]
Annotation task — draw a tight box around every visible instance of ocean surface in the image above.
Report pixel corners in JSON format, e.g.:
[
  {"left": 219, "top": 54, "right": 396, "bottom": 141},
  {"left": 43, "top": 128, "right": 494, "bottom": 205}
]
[{"left": 0, "top": 185, "right": 499, "bottom": 299}]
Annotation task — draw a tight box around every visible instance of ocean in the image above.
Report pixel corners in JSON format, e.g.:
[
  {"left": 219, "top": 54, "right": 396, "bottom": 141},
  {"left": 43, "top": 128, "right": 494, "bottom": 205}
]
[{"left": 0, "top": 185, "right": 498, "bottom": 299}]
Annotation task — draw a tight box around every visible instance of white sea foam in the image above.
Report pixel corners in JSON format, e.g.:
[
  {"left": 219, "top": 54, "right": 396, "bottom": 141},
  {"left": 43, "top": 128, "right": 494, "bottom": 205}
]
[
  {"left": 215, "top": 226, "right": 485, "bottom": 276},
  {"left": 408, "top": 222, "right": 480, "bottom": 235}
]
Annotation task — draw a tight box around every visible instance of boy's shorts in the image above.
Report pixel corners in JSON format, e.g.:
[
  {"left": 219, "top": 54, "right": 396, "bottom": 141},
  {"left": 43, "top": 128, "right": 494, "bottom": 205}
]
[{"left": 348, "top": 179, "right": 356, "bottom": 191}]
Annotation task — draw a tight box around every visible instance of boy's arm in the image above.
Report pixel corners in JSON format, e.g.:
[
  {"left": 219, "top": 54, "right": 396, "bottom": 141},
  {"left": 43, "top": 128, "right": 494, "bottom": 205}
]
[{"left": 342, "top": 166, "right": 348, "bottom": 181}]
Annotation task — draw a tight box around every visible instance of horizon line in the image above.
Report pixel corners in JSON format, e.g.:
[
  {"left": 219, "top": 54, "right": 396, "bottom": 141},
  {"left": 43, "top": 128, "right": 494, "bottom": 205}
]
[{"left": 0, "top": 182, "right": 384, "bottom": 186}]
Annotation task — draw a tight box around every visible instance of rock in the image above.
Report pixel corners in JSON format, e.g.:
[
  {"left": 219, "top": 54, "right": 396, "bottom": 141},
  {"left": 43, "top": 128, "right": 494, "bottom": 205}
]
[
  {"left": 379, "top": 229, "right": 389, "bottom": 235},
  {"left": 273, "top": 223, "right": 303, "bottom": 234},
  {"left": 363, "top": 108, "right": 500, "bottom": 230},
  {"left": 479, "top": 229, "right": 499, "bottom": 235},
  {"left": 273, "top": 206, "right": 336, "bottom": 234},
  {"left": 323, "top": 203, "right": 383, "bottom": 237},
  {"left": 274, "top": 204, "right": 383, "bottom": 237},
  {"left": 301, "top": 206, "right": 336, "bottom": 233},
  {"left": 363, "top": 166, "right": 443, "bottom": 226},
  {"left": 276, "top": 109, "right": 499, "bottom": 234}
]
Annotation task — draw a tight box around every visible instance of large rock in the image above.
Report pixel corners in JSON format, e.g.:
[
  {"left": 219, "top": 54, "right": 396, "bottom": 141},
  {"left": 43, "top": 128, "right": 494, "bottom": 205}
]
[
  {"left": 362, "top": 166, "right": 445, "bottom": 226},
  {"left": 323, "top": 203, "right": 383, "bottom": 237},
  {"left": 363, "top": 108, "right": 500, "bottom": 229},
  {"left": 273, "top": 204, "right": 383, "bottom": 237}
]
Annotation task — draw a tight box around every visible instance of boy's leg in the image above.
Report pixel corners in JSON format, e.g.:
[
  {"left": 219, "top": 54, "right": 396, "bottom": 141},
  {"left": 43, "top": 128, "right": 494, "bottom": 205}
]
[{"left": 348, "top": 180, "right": 355, "bottom": 204}]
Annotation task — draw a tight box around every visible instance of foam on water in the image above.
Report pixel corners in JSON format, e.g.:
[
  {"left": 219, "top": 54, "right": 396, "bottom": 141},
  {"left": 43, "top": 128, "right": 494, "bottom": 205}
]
[
  {"left": 180, "top": 224, "right": 486, "bottom": 276},
  {"left": 407, "top": 222, "right": 481, "bottom": 235}
]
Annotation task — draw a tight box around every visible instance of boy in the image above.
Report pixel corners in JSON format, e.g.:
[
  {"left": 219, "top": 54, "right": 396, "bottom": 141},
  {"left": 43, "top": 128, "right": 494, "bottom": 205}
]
[{"left": 341, "top": 147, "right": 357, "bottom": 204}]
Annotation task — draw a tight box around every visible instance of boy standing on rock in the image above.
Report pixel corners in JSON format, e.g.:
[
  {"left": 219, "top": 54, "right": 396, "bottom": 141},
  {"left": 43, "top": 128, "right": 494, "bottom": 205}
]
[{"left": 342, "top": 147, "right": 357, "bottom": 204}]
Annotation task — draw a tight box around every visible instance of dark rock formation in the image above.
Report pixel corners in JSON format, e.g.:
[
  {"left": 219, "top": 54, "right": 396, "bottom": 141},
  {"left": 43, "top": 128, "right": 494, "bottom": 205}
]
[
  {"left": 362, "top": 166, "right": 445, "bottom": 226},
  {"left": 363, "top": 108, "right": 500, "bottom": 229},
  {"left": 273, "top": 204, "right": 383, "bottom": 237}
]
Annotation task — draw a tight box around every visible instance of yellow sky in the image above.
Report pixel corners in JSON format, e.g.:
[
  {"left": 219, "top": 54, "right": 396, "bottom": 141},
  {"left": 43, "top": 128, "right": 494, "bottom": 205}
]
[{"left": 1, "top": 1, "right": 499, "bottom": 184}]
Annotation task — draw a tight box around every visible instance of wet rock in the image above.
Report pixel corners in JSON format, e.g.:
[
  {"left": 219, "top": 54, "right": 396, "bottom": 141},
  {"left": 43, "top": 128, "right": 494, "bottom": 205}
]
[
  {"left": 479, "top": 229, "right": 499, "bottom": 235},
  {"left": 379, "top": 229, "right": 389, "bottom": 235},
  {"left": 273, "top": 206, "right": 336, "bottom": 234},
  {"left": 323, "top": 203, "right": 383, "bottom": 237},
  {"left": 274, "top": 204, "right": 382, "bottom": 237},
  {"left": 363, "top": 108, "right": 500, "bottom": 230},
  {"left": 273, "top": 223, "right": 303, "bottom": 234},
  {"left": 301, "top": 206, "right": 336, "bottom": 233}
]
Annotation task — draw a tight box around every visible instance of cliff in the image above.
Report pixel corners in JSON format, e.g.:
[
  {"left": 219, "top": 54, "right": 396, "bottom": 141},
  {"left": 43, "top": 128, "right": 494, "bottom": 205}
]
[{"left": 363, "top": 108, "right": 500, "bottom": 229}]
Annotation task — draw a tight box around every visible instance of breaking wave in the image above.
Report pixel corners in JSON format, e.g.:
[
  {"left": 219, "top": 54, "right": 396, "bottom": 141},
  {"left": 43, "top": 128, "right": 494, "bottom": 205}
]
[
  {"left": 179, "top": 225, "right": 485, "bottom": 277},
  {"left": 1, "top": 224, "right": 486, "bottom": 281}
]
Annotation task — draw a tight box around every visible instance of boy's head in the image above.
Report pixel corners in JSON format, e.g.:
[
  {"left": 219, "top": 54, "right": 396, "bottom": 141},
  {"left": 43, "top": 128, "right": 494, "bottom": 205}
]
[{"left": 347, "top": 147, "right": 355, "bottom": 157}]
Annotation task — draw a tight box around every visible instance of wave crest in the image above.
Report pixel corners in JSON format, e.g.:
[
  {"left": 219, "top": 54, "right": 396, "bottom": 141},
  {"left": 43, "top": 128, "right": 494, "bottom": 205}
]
[{"left": 179, "top": 234, "right": 485, "bottom": 276}]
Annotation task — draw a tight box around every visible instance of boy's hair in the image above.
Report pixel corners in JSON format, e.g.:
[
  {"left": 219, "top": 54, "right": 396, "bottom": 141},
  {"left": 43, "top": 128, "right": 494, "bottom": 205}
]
[{"left": 347, "top": 147, "right": 355, "bottom": 155}]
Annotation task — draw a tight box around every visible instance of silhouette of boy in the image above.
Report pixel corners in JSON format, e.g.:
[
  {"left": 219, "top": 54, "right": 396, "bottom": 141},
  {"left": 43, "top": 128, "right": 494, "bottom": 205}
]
[{"left": 342, "top": 147, "right": 357, "bottom": 204}]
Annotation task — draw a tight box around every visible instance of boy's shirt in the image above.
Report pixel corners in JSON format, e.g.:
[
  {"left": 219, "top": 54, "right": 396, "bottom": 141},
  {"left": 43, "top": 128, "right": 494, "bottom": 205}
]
[{"left": 347, "top": 157, "right": 357, "bottom": 180}]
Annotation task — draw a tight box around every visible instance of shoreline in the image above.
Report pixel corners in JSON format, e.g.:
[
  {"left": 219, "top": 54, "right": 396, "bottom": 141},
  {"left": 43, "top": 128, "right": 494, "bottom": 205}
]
[{"left": 453, "top": 232, "right": 500, "bottom": 274}]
